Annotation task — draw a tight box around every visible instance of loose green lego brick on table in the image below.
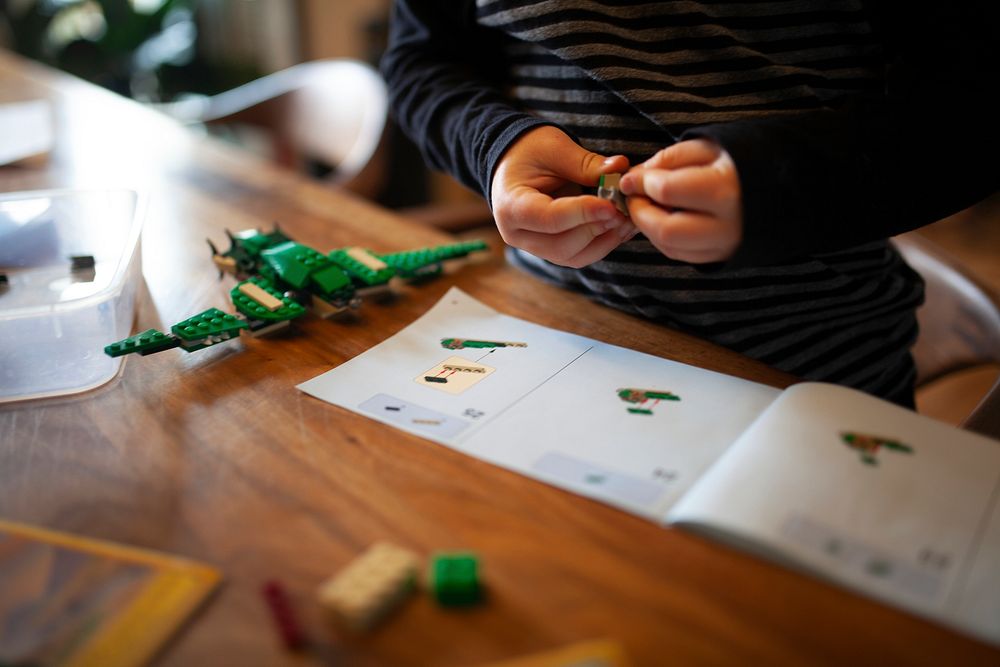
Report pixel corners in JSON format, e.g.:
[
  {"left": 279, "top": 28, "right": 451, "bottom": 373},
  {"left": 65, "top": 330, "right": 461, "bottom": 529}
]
[
  {"left": 230, "top": 278, "right": 306, "bottom": 322},
  {"left": 171, "top": 307, "right": 247, "bottom": 341},
  {"left": 104, "top": 328, "right": 179, "bottom": 357},
  {"left": 428, "top": 552, "right": 481, "bottom": 606}
]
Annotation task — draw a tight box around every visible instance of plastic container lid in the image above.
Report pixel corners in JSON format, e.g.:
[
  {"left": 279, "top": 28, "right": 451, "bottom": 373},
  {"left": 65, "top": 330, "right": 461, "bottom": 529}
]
[{"left": 0, "top": 189, "right": 143, "bottom": 402}]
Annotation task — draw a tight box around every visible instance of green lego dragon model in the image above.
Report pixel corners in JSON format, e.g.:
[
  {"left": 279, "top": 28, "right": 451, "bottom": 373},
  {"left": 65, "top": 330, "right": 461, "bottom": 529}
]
[{"left": 104, "top": 226, "right": 488, "bottom": 358}]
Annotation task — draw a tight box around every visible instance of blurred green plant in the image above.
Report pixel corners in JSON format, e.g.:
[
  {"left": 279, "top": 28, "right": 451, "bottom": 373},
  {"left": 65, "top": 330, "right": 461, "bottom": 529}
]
[{"left": 0, "top": 0, "right": 247, "bottom": 101}]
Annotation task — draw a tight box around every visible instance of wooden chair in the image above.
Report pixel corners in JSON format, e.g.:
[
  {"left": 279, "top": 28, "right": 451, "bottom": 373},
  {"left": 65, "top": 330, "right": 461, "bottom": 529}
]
[
  {"left": 160, "top": 59, "right": 389, "bottom": 198},
  {"left": 893, "top": 233, "right": 1000, "bottom": 438}
]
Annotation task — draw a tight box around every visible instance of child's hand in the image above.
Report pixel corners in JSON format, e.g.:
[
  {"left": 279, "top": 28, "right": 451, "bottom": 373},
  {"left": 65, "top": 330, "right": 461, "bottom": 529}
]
[
  {"left": 491, "top": 126, "right": 633, "bottom": 268},
  {"left": 619, "top": 139, "right": 743, "bottom": 264}
]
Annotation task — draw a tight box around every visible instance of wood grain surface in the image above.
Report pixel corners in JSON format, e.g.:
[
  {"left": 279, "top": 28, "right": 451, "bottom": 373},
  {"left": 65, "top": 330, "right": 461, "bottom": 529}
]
[{"left": 1, "top": 50, "right": 997, "bottom": 667}]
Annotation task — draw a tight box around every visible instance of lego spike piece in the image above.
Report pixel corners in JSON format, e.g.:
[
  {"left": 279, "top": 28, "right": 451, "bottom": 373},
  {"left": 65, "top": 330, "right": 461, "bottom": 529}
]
[
  {"left": 316, "top": 542, "right": 419, "bottom": 631},
  {"left": 428, "top": 552, "right": 482, "bottom": 606},
  {"left": 104, "top": 328, "right": 180, "bottom": 357}
]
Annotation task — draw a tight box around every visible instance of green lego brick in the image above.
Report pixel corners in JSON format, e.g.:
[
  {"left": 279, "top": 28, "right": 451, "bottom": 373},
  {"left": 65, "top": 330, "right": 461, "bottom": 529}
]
[
  {"left": 230, "top": 278, "right": 307, "bottom": 322},
  {"left": 309, "top": 263, "right": 353, "bottom": 295},
  {"left": 380, "top": 240, "right": 488, "bottom": 277},
  {"left": 428, "top": 553, "right": 481, "bottom": 606},
  {"left": 627, "top": 407, "right": 654, "bottom": 415},
  {"left": 233, "top": 227, "right": 291, "bottom": 256},
  {"left": 104, "top": 328, "right": 179, "bottom": 357},
  {"left": 261, "top": 242, "right": 331, "bottom": 290},
  {"left": 171, "top": 307, "right": 248, "bottom": 342},
  {"left": 328, "top": 248, "right": 395, "bottom": 286}
]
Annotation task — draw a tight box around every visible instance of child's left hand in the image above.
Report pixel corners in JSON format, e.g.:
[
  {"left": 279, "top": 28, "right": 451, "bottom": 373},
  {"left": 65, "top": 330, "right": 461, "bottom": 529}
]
[{"left": 619, "top": 139, "right": 743, "bottom": 264}]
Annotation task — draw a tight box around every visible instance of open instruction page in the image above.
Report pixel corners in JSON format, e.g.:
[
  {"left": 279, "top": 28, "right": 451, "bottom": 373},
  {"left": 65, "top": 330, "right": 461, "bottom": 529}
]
[
  {"left": 299, "top": 287, "right": 779, "bottom": 520},
  {"left": 668, "top": 382, "right": 1000, "bottom": 646}
]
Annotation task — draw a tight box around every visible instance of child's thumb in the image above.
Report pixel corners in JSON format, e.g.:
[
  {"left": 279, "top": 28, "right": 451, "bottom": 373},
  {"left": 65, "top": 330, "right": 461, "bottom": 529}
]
[{"left": 548, "top": 142, "right": 628, "bottom": 186}]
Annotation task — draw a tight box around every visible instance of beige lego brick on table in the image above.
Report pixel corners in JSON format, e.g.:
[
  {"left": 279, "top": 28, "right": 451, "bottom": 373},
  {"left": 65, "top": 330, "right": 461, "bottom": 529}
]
[{"left": 316, "top": 542, "right": 420, "bottom": 631}]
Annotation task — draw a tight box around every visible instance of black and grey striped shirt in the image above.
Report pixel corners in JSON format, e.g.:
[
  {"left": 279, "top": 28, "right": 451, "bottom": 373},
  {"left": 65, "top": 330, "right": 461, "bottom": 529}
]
[{"left": 382, "top": 1, "right": 999, "bottom": 404}]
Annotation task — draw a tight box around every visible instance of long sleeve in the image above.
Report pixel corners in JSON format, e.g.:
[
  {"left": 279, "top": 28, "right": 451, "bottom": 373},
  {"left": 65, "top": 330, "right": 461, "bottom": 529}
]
[
  {"left": 379, "top": 0, "right": 556, "bottom": 199},
  {"left": 686, "top": 3, "right": 1000, "bottom": 267}
]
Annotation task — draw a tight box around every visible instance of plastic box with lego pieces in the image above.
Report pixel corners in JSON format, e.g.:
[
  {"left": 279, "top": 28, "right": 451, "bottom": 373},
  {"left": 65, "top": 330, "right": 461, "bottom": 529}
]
[{"left": 0, "top": 189, "right": 143, "bottom": 402}]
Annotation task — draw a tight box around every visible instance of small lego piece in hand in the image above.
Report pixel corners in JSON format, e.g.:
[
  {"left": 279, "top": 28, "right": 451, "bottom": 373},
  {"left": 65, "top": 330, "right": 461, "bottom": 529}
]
[
  {"left": 316, "top": 542, "right": 419, "bottom": 631},
  {"left": 428, "top": 552, "right": 482, "bottom": 606},
  {"left": 597, "top": 173, "right": 629, "bottom": 217}
]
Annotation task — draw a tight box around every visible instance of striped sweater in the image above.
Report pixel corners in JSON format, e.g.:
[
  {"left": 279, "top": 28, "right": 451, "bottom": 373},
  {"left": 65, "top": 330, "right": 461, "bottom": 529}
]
[{"left": 381, "top": 0, "right": 999, "bottom": 404}]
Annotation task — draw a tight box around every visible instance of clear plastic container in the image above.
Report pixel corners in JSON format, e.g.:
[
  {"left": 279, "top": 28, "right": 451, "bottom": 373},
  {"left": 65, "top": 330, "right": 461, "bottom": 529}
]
[{"left": 0, "top": 189, "right": 143, "bottom": 402}]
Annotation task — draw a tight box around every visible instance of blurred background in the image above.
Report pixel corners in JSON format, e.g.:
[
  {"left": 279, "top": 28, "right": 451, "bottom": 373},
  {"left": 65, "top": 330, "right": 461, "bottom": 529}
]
[
  {"left": 1, "top": 0, "right": 997, "bottom": 424},
  {"left": 0, "top": 0, "right": 485, "bottom": 218}
]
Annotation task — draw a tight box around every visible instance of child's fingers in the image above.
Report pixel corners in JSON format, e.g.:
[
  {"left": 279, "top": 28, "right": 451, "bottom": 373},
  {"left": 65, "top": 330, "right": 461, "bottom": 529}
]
[
  {"left": 628, "top": 197, "right": 739, "bottom": 263},
  {"left": 504, "top": 220, "right": 633, "bottom": 268},
  {"left": 620, "top": 166, "right": 723, "bottom": 211},
  {"left": 503, "top": 189, "right": 625, "bottom": 235},
  {"left": 641, "top": 139, "right": 720, "bottom": 170}
]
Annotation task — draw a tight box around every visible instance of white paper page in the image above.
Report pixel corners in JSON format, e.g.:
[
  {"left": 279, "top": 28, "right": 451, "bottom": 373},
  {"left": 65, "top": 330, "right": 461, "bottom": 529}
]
[
  {"left": 669, "top": 382, "right": 1000, "bottom": 645},
  {"left": 0, "top": 101, "right": 53, "bottom": 165},
  {"left": 298, "top": 287, "right": 779, "bottom": 518}
]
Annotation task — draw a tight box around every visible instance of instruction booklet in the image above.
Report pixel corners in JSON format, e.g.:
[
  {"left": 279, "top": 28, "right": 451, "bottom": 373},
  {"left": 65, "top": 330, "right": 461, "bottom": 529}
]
[{"left": 299, "top": 287, "right": 1000, "bottom": 646}]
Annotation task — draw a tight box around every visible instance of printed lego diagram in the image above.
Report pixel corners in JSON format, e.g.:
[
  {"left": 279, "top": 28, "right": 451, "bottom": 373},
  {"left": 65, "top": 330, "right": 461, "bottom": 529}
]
[
  {"left": 840, "top": 432, "right": 913, "bottom": 466},
  {"left": 782, "top": 514, "right": 941, "bottom": 601},
  {"left": 440, "top": 338, "right": 527, "bottom": 350},
  {"left": 414, "top": 337, "right": 529, "bottom": 395},
  {"left": 359, "top": 394, "right": 469, "bottom": 438},
  {"left": 533, "top": 452, "right": 666, "bottom": 507},
  {"left": 415, "top": 356, "right": 496, "bottom": 394},
  {"left": 617, "top": 388, "right": 680, "bottom": 415}
]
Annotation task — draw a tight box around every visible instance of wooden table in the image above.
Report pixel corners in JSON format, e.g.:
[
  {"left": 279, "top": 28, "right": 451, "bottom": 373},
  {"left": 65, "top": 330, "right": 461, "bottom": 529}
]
[{"left": 1, "top": 50, "right": 996, "bottom": 667}]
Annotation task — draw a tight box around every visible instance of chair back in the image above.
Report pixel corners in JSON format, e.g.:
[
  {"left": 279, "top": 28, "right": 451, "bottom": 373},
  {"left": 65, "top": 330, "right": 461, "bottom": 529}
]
[
  {"left": 893, "top": 233, "right": 1000, "bottom": 437},
  {"left": 164, "top": 60, "right": 388, "bottom": 186}
]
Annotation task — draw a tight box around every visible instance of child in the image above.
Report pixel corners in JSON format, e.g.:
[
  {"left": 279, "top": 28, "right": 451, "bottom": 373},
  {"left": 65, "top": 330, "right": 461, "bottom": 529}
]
[{"left": 381, "top": 1, "right": 999, "bottom": 406}]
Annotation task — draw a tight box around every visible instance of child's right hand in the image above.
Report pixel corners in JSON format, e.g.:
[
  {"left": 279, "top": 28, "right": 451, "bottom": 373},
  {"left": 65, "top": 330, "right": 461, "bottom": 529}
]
[
  {"left": 619, "top": 139, "right": 743, "bottom": 264},
  {"left": 490, "top": 126, "right": 633, "bottom": 268}
]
